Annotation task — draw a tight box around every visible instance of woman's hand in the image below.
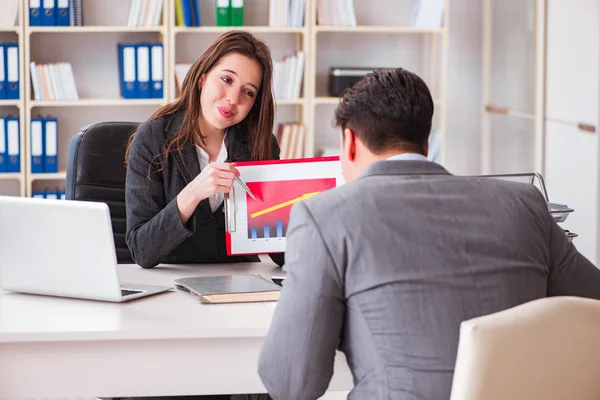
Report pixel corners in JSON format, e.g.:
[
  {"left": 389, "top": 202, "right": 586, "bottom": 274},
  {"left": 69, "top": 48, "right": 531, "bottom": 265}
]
[
  {"left": 189, "top": 162, "right": 240, "bottom": 199},
  {"left": 177, "top": 162, "right": 240, "bottom": 224}
]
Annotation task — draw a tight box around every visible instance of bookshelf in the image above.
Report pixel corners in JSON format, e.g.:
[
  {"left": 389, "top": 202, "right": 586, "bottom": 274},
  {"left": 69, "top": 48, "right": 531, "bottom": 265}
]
[
  {"left": 1, "top": 0, "right": 447, "bottom": 198},
  {"left": 23, "top": 0, "right": 169, "bottom": 197},
  {"left": 308, "top": 0, "right": 448, "bottom": 160},
  {"left": 167, "top": 0, "right": 310, "bottom": 161},
  {"left": 0, "top": 2, "right": 25, "bottom": 197}
]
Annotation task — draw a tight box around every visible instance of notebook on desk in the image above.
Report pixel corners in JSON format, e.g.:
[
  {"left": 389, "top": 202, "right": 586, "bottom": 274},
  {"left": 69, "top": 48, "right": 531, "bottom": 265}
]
[{"left": 174, "top": 274, "right": 281, "bottom": 304}]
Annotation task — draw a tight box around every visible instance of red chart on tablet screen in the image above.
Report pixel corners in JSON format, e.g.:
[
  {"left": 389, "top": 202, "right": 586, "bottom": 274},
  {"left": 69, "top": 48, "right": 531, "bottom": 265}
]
[{"left": 245, "top": 178, "right": 336, "bottom": 239}]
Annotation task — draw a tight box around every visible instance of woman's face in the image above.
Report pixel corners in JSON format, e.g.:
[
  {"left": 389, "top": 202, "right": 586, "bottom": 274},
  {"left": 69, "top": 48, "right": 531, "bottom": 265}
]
[{"left": 199, "top": 53, "right": 263, "bottom": 131}]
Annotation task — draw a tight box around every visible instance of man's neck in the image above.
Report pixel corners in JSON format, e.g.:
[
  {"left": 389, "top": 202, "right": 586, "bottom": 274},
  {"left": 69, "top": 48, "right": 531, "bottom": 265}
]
[{"left": 371, "top": 149, "right": 425, "bottom": 162}]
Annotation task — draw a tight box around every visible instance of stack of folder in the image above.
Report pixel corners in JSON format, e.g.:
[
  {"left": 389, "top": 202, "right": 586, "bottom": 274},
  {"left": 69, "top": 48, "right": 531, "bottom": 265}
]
[
  {"left": 275, "top": 122, "right": 305, "bottom": 159},
  {"left": 127, "top": 0, "right": 164, "bottom": 27},
  {"left": 316, "top": 0, "right": 356, "bottom": 26},
  {"left": 30, "top": 117, "right": 58, "bottom": 174},
  {"left": 118, "top": 43, "right": 164, "bottom": 99},
  {"left": 69, "top": 0, "right": 82, "bottom": 26},
  {"left": 32, "top": 189, "right": 65, "bottom": 200},
  {"left": 30, "top": 62, "right": 78, "bottom": 101},
  {"left": 214, "top": 0, "right": 244, "bottom": 27},
  {"left": 273, "top": 51, "right": 305, "bottom": 100},
  {"left": 269, "top": 0, "right": 305, "bottom": 27},
  {"left": 174, "top": 0, "right": 202, "bottom": 27},
  {"left": 0, "top": 116, "right": 20, "bottom": 173},
  {"left": 29, "top": 0, "right": 74, "bottom": 26},
  {"left": 0, "top": 43, "right": 20, "bottom": 100}
]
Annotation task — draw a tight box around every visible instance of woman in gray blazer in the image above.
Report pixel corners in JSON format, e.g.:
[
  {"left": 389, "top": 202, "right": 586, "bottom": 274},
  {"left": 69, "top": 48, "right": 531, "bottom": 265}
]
[{"left": 125, "top": 30, "right": 283, "bottom": 272}]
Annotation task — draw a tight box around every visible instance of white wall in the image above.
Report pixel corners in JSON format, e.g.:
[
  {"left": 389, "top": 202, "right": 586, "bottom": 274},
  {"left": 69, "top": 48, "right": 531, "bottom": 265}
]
[
  {"left": 443, "top": 0, "right": 483, "bottom": 175},
  {"left": 544, "top": 0, "right": 599, "bottom": 264}
]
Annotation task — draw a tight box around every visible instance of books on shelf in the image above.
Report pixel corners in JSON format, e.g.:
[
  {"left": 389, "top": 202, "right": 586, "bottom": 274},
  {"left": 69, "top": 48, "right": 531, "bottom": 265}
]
[
  {"left": 410, "top": 0, "right": 445, "bottom": 29},
  {"left": 175, "top": 0, "right": 201, "bottom": 27},
  {"left": 269, "top": 0, "right": 305, "bottom": 28},
  {"left": 273, "top": 51, "right": 304, "bottom": 100},
  {"left": 317, "top": 0, "right": 356, "bottom": 27},
  {"left": 127, "top": 0, "right": 164, "bottom": 28},
  {"left": 0, "top": 116, "right": 20, "bottom": 173},
  {"left": 0, "top": 43, "right": 20, "bottom": 100},
  {"left": 214, "top": 0, "right": 245, "bottom": 27},
  {"left": 32, "top": 189, "right": 65, "bottom": 199},
  {"left": 29, "top": 0, "right": 82, "bottom": 27},
  {"left": 69, "top": 0, "right": 83, "bottom": 26},
  {"left": 276, "top": 122, "right": 305, "bottom": 159},
  {"left": 30, "top": 62, "right": 79, "bottom": 101},
  {"left": 118, "top": 43, "right": 164, "bottom": 99},
  {"left": 0, "top": 0, "right": 19, "bottom": 27},
  {"left": 30, "top": 117, "right": 58, "bottom": 174}
]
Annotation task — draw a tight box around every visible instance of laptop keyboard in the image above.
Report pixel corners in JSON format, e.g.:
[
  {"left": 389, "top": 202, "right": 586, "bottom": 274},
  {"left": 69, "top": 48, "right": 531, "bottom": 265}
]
[{"left": 121, "top": 289, "right": 143, "bottom": 297}]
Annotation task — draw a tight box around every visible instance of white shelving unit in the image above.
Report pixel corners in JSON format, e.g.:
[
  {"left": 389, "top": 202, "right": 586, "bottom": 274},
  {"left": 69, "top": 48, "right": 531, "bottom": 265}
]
[
  {"left": 0, "top": 3, "right": 25, "bottom": 197},
  {"left": 0, "top": 0, "right": 448, "bottom": 198},
  {"left": 308, "top": 0, "right": 448, "bottom": 161},
  {"left": 23, "top": 0, "right": 169, "bottom": 197},
  {"left": 167, "top": 0, "right": 310, "bottom": 154}
]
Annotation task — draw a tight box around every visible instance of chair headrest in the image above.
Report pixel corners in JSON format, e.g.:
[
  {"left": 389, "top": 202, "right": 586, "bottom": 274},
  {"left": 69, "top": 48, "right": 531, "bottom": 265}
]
[{"left": 66, "top": 121, "right": 139, "bottom": 189}]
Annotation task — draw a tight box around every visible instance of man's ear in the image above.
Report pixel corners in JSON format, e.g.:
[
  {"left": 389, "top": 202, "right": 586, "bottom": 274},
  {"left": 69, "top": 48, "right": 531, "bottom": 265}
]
[{"left": 343, "top": 128, "right": 357, "bottom": 162}]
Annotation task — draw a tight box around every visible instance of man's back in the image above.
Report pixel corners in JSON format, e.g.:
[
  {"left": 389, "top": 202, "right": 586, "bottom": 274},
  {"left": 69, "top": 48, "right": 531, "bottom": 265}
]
[{"left": 259, "top": 160, "right": 600, "bottom": 400}]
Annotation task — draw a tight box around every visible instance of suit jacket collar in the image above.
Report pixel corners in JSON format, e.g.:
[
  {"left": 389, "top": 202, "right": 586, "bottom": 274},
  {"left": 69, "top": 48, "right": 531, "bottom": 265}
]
[
  {"left": 359, "top": 160, "right": 452, "bottom": 179},
  {"left": 164, "top": 110, "right": 200, "bottom": 185}
]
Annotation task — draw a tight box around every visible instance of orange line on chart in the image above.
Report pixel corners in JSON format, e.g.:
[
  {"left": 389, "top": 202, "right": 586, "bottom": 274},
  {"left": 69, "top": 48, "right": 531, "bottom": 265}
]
[{"left": 250, "top": 192, "right": 320, "bottom": 218}]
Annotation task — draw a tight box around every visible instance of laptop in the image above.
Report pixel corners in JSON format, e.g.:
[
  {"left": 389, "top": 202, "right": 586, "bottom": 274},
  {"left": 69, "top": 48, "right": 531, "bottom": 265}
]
[{"left": 0, "top": 196, "right": 172, "bottom": 302}]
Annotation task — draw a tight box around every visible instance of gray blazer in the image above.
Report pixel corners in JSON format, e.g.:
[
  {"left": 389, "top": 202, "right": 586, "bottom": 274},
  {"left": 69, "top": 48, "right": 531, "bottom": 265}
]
[
  {"left": 258, "top": 160, "right": 600, "bottom": 400},
  {"left": 126, "top": 110, "right": 283, "bottom": 268}
]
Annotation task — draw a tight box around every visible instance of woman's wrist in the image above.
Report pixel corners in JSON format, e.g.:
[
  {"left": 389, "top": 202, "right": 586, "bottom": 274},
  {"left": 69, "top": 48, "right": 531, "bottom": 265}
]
[{"left": 177, "top": 186, "right": 204, "bottom": 223}]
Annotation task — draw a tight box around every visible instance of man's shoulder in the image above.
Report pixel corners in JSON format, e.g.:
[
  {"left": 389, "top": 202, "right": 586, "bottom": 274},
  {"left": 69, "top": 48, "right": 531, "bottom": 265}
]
[
  {"left": 477, "top": 177, "right": 547, "bottom": 203},
  {"left": 299, "top": 179, "right": 367, "bottom": 216}
]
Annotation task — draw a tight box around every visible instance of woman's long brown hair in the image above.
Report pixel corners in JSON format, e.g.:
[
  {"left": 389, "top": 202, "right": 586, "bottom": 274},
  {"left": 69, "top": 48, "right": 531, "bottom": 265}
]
[{"left": 125, "top": 30, "right": 275, "bottom": 165}]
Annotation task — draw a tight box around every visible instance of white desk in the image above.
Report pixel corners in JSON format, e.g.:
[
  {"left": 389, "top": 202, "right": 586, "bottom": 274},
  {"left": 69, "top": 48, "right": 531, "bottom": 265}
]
[{"left": 0, "top": 262, "right": 352, "bottom": 399}]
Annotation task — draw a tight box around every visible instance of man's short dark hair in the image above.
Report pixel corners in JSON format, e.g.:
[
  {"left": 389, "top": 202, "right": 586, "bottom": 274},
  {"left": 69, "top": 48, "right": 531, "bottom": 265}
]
[{"left": 334, "top": 68, "right": 434, "bottom": 155}]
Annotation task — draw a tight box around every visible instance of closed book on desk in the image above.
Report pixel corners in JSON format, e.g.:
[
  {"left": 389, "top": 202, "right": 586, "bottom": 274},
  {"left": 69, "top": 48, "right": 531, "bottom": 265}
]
[{"left": 174, "top": 274, "right": 281, "bottom": 304}]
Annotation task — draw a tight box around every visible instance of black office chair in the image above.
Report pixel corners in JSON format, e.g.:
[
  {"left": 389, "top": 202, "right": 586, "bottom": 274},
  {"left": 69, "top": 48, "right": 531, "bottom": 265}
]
[{"left": 66, "top": 122, "right": 139, "bottom": 263}]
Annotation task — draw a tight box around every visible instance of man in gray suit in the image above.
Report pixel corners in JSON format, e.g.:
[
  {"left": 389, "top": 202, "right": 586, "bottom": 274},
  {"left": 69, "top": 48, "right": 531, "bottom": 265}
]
[{"left": 257, "top": 67, "right": 600, "bottom": 400}]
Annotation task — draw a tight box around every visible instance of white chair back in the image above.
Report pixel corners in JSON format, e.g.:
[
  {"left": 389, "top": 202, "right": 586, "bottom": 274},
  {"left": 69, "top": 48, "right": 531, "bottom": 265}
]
[{"left": 450, "top": 296, "right": 600, "bottom": 400}]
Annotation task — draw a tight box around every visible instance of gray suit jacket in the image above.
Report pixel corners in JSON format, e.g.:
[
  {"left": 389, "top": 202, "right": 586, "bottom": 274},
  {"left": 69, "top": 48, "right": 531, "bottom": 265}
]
[{"left": 258, "top": 160, "right": 600, "bottom": 400}]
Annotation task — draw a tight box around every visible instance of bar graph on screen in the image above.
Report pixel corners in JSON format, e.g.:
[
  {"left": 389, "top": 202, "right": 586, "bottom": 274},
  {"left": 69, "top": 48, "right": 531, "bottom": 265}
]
[
  {"left": 246, "top": 179, "right": 337, "bottom": 239},
  {"left": 225, "top": 157, "right": 342, "bottom": 255}
]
